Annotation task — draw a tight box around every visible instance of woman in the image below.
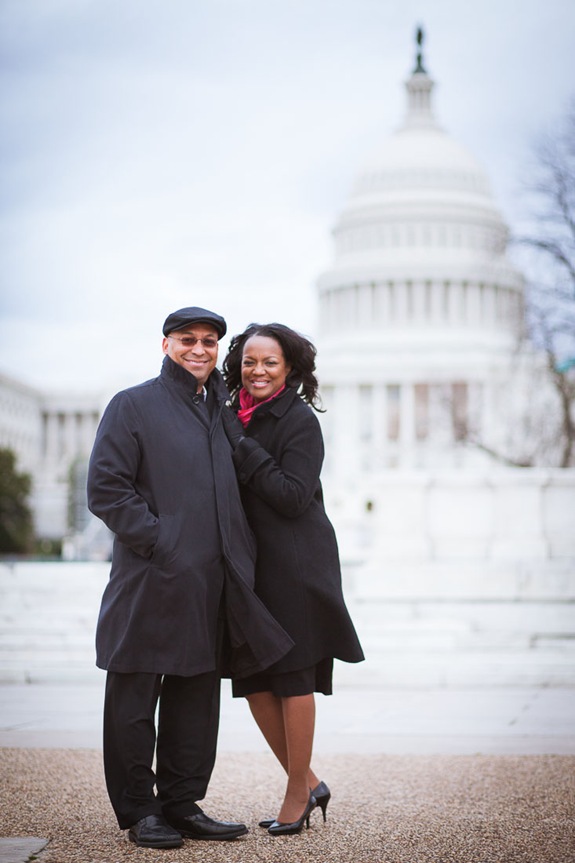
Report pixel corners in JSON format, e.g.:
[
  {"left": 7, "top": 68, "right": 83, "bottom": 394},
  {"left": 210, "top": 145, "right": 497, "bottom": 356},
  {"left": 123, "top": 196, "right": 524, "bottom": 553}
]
[{"left": 222, "top": 322, "right": 364, "bottom": 836}]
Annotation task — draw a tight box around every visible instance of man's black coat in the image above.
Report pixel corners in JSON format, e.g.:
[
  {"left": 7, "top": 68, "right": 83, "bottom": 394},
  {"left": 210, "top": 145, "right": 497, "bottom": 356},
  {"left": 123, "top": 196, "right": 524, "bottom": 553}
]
[{"left": 87, "top": 356, "right": 293, "bottom": 678}]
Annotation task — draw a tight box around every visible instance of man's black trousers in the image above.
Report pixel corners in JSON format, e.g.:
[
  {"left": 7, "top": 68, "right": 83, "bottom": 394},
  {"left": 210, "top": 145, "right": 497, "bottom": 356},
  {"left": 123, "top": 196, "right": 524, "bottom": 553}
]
[{"left": 103, "top": 670, "right": 220, "bottom": 829}]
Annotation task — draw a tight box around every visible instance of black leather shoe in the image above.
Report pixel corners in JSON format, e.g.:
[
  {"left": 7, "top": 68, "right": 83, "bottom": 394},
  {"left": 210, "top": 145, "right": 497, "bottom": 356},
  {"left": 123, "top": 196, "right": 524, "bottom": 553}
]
[
  {"left": 259, "top": 816, "right": 275, "bottom": 828},
  {"left": 312, "top": 780, "right": 331, "bottom": 821},
  {"left": 167, "top": 810, "right": 248, "bottom": 841},
  {"left": 260, "top": 780, "right": 330, "bottom": 827},
  {"left": 128, "top": 814, "right": 183, "bottom": 848},
  {"left": 268, "top": 793, "right": 317, "bottom": 836}
]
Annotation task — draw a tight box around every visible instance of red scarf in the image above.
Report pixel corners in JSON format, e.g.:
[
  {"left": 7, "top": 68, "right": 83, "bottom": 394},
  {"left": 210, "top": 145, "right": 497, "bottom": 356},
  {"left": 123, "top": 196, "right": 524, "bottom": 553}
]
[{"left": 237, "top": 385, "right": 286, "bottom": 428}]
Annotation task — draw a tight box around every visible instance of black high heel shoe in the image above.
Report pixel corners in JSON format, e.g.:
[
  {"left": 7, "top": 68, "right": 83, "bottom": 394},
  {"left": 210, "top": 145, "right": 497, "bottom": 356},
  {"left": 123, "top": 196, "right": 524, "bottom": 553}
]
[
  {"left": 267, "top": 793, "right": 316, "bottom": 836},
  {"left": 312, "top": 780, "right": 331, "bottom": 822},
  {"left": 259, "top": 781, "right": 330, "bottom": 828}
]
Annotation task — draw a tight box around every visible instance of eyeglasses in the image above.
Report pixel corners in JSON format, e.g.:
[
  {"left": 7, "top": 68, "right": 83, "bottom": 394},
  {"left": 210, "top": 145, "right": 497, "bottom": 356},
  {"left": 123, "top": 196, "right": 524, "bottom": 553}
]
[{"left": 168, "top": 335, "right": 219, "bottom": 349}]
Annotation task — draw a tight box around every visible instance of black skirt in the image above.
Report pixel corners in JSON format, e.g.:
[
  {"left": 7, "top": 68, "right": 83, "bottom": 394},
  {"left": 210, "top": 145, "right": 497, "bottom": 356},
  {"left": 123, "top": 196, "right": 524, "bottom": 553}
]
[{"left": 232, "top": 657, "right": 333, "bottom": 698}]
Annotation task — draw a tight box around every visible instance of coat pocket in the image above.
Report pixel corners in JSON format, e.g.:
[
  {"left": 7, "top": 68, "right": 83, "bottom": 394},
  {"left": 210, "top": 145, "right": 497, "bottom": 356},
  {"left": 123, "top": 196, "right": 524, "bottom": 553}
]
[{"left": 150, "top": 514, "right": 179, "bottom": 569}]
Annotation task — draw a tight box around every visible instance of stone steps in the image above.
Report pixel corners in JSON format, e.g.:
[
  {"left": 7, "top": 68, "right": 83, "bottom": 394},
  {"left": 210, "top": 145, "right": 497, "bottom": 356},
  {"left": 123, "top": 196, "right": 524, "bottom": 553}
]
[{"left": 1, "top": 561, "right": 574, "bottom": 687}]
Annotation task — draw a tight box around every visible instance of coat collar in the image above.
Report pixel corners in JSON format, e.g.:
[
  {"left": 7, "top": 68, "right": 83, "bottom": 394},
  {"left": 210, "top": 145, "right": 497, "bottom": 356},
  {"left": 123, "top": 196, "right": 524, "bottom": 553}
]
[
  {"left": 160, "top": 355, "right": 229, "bottom": 403},
  {"left": 250, "top": 385, "right": 299, "bottom": 420}
]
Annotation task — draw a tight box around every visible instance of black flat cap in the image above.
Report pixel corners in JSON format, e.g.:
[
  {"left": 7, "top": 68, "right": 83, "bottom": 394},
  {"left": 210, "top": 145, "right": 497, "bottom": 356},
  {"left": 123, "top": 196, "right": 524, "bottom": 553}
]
[{"left": 163, "top": 306, "right": 227, "bottom": 339}]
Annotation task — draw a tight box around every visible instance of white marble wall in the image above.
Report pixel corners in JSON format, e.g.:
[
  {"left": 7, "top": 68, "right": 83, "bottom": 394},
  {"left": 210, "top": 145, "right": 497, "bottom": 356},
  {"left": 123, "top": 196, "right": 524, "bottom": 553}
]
[{"left": 326, "top": 468, "right": 575, "bottom": 569}]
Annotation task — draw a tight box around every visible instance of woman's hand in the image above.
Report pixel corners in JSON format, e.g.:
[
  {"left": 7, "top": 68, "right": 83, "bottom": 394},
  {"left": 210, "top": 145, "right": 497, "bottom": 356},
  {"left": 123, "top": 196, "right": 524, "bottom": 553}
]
[{"left": 222, "top": 406, "right": 246, "bottom": 450}]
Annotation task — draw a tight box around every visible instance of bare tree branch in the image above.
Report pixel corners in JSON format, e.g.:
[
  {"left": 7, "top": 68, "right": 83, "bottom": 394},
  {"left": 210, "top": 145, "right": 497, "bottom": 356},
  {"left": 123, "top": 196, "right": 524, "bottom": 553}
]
[{"left": 508, "top": 101, "right": 575, "bottom": 466}]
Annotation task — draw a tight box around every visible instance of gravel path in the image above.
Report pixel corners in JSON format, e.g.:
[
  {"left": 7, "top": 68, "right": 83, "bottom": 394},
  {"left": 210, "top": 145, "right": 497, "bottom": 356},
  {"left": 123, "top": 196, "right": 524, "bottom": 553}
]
[{"left": 1, "top": 748, "right": 574, "bottom": 862}]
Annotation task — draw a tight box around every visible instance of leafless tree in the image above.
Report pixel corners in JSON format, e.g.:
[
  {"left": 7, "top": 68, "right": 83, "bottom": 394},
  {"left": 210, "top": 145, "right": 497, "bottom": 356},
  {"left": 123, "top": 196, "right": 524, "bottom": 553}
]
[{"left": 517, "top": 102, "right": 575, "bottom": 466}]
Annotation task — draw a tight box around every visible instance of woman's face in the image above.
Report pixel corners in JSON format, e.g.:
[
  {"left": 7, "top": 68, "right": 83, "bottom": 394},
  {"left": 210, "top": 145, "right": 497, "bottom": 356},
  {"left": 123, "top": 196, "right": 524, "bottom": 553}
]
[{"left": 241, "top": 335, "right": 292, "bottom": 402}]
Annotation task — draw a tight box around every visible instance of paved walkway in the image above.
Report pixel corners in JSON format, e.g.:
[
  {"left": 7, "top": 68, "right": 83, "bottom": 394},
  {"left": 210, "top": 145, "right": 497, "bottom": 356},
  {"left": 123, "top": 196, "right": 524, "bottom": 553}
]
[
  {"left": 1, "top": 679, "right": 574, "bottom": 754},
  {"left": 1, "top": 681, "right": 574, "bottom": 862}
]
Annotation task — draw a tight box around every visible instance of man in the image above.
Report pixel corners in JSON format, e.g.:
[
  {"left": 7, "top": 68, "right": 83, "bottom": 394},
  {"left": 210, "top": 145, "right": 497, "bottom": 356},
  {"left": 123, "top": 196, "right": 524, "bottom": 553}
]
[{"left": 87, "top": 306, "right": 293, "bottom": 849}]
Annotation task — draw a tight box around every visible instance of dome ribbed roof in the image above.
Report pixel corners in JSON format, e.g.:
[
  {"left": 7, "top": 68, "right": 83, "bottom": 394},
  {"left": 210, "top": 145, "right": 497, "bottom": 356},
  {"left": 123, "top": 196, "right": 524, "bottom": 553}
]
[
  {"left": 348, "top": 71, "right": 493, "bottom": 210},
  {"left": 317, "top": 51, "right": 514, "bottom": 285}
]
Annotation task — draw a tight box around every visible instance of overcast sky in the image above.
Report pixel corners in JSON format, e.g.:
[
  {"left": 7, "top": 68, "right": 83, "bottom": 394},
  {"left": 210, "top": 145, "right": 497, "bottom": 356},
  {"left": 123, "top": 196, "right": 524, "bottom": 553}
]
[{"left": 1, "top": 0, "right": 574, "bottom": 394}]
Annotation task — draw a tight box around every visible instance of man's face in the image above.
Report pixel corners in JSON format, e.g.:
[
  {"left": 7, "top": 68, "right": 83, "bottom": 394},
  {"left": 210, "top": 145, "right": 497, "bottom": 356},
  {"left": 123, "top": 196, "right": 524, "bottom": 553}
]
[{"left": 162, "top": 323, "right": 219, "bottom": 387}]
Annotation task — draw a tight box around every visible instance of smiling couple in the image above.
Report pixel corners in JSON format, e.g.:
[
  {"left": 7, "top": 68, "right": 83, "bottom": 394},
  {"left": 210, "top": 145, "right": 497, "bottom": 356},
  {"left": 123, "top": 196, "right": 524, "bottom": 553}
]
[{"left": 87, "top": 306, "right": 364, "bottom": 849}]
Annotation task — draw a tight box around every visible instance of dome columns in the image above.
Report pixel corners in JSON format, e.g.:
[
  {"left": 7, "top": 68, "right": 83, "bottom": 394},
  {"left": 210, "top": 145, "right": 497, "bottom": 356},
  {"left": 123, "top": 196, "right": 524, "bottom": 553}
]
[{"left": 318, "top": 277, "right": 523, "bottom": 337}]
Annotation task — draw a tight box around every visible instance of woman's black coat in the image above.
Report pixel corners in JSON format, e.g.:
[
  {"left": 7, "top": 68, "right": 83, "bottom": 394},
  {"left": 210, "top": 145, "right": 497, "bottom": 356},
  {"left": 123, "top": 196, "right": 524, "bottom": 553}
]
[
  {"left": 87, "top": 357, "right": 293, "bottom": 678},
  {"left": 231, "top": 387, "right": 364, "bottom": 673}
]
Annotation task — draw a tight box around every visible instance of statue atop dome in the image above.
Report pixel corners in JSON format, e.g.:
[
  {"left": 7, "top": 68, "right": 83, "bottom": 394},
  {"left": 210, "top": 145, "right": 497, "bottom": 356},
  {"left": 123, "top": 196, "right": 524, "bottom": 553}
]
[
  {"left": 413, "top": 25, "right": 427, "bottom": 74},
  {"left": 403, "top": 25, "right": 436, "bottom": 129}
]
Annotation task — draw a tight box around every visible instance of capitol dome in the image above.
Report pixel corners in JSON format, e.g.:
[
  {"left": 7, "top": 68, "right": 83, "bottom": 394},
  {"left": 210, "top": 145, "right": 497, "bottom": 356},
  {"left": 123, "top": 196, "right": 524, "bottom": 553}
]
[
  {"left": 315, "top": 35, "right": 527, "bottom": 479},
  {"left": 317, "top": 45, "right": 523, "bottom": 347}
]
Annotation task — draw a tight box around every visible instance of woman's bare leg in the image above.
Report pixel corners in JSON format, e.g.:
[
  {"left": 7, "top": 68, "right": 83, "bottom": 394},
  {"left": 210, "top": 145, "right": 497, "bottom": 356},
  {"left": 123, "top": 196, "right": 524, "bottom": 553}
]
[
  {"left": 246, "top": 691, "right": 288, "bottom": 770},
  {"left": 246, "top": 691, "right": 321, "bottom": 812},
  {"left": 276, "top": 693, "right": 316, "bottom": 823}
]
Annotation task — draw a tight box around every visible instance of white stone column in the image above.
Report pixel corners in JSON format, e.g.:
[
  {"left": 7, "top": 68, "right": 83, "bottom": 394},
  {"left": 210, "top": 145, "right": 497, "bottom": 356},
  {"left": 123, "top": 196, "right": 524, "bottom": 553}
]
[
  {"left": 64, "top": 412, "right": 77, "bottom": 460},
  {"left": 372, "top": 384, "right": 386, "bottom": 470},
  {"left": 357, "top": 284, "right": 372, "bottom": 326},
  {"left": 399, "top": 382, "right": 416, "bottom": 467},
  {"left": 468, "top": 283, "right": 481, "bottom": 326},
  {"left": 44, "top": 412, "right": 59, "bottom": 463},
  {"left": 484, "top": 283, "right": 497, "bottom": 326},
  {"left": 379, "top": 282, "right": 392, "bottom": 324},
  {"left": 428, "top": 384, "right": 452, "bottom": 447},
  {"left": 396, "top": 281, "right": 408, "bottom": 323},
  {"left": 347, "top": 286, "right": 357, "bottom": 326},
  {"left": 431, "top": 280, "right": 444, "bottom": 322},
  {"left": 413, "top": 280, "right": 426, "bottom": 323}
]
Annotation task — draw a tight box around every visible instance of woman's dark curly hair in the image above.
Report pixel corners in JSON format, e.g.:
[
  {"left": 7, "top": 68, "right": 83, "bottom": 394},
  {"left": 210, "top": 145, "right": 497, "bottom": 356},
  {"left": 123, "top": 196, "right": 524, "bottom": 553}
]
[{"left": 222, "top": 322, "right": 324, "bottom": 411}]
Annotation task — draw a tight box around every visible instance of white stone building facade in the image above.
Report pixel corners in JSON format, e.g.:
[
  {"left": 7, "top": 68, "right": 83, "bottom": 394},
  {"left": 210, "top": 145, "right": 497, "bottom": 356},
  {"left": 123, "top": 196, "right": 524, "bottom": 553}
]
[
  {"left": 0, "top": 372, "right": 102, "bottom": 541},
  {"left": 315, "top": 48, "right": 575, "bottom": 570}
]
